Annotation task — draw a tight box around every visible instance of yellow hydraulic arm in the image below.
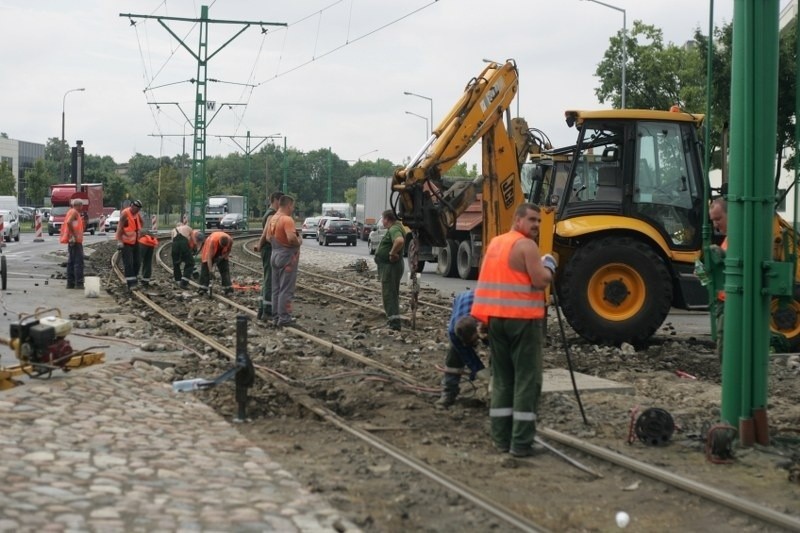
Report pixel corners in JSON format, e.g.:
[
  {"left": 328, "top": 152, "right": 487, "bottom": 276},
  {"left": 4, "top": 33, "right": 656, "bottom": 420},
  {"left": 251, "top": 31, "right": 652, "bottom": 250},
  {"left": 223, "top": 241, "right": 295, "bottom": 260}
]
[{"left": 392, "top": 60, "right": 522, "bottom": 247}]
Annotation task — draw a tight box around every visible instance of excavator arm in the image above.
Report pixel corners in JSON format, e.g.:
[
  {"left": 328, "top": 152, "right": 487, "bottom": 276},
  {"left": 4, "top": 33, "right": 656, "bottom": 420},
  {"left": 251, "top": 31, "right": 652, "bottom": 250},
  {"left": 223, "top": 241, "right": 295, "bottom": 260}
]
[{"left": 392, "top": 60, "right": 523, "bottom": 247}]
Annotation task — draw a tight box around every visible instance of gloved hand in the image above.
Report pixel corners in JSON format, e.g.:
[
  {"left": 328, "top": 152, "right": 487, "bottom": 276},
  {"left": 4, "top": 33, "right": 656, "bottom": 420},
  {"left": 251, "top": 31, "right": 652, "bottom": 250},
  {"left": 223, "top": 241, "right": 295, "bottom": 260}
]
[
  {"left": 542, "top": 253, "right": 558, "bottom": 273},
  {"left": 116, "top": 241, "right": 124, "bottom": 250}
]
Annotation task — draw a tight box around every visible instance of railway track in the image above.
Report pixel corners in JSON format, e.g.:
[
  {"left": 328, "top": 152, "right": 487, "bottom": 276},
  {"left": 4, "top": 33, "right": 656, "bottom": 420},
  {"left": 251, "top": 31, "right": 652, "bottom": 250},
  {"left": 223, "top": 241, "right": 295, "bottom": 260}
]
[{"left": 105, "top": 236, "right": 800, "bottom": 531}]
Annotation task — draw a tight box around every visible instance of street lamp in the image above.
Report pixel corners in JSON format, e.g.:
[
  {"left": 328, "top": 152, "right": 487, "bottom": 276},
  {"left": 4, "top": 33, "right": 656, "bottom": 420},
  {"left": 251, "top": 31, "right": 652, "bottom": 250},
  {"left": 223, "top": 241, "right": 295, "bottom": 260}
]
[
  {"left": 405, "top": 111, "right": 429, "bottom": 142},
  {"left": 403, "top": 91, "right": 433, "bottom": 134},
  {"left": 581, "top": 0, "right": 626, "bottom": 109},
  {"left": 61, "top": 87, "right": 85, "bottom": 182},
  {"left": 356, "top": 149, "right": 378, "bottom": 161}
]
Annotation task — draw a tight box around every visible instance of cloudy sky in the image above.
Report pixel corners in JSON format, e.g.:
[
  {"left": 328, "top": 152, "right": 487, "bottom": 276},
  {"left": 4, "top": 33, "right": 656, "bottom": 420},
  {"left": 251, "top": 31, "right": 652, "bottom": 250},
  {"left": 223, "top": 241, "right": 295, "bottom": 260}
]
[{"left": 0, "top": 0, "right": 754, "bottom": 170}]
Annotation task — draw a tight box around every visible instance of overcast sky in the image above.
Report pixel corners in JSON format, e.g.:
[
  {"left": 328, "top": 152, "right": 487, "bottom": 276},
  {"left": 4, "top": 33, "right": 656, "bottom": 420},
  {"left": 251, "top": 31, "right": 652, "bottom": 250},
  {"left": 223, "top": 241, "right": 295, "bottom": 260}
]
[{"left": 0, "top": 0, "right": 753, "bottom": 171}]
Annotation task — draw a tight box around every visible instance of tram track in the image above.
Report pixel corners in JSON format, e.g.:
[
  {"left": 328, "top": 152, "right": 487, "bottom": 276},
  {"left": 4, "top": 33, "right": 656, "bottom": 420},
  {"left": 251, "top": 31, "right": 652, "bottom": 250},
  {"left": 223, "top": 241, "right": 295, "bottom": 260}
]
[{"left": 105, "top": 235, "right": 800, "bottom": 531}]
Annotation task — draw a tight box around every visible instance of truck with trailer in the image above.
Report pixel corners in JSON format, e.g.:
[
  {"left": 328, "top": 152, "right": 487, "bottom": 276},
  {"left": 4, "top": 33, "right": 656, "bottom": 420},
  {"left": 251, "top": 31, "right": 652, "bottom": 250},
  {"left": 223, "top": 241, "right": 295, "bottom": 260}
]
[
  {"left": 205, "top": 195, "right": 247, "bottom": 229},
  {"left": 47, "top": 184, "right": 103, "bottom": 236},
  {"left": 355, "top": 176, "right": 392, "bottom": 240},
  {"left": 321, "top": 202, "right": 352, "bottom": 221}
]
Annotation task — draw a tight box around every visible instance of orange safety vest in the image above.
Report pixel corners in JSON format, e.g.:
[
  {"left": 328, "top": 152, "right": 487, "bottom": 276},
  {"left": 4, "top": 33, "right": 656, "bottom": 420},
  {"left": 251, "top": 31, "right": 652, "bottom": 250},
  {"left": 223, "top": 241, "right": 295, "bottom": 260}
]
[
  {"left": 717, "top": 236, "right": 728, "bottom": 302},
  {"left": 138, "top": 234, "right": 158, "bottom": 248},
  {"left": 59, "top": 207, "right": 84, "bottom": 244},
  {"left": 201, "top": 232, "right": 232, "bottom": 263},
  {"left": 471, "top": 231, "right": 546, "bottom": 323},
  {"left": 120, "top": 207, "right": 142, "bottom": 245}
]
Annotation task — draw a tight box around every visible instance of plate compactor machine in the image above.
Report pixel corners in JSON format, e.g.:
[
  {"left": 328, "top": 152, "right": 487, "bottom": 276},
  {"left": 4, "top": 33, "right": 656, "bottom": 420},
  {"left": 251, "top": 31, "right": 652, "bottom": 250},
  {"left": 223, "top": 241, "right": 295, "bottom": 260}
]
[{"left": 0, "top": 309, "right": 105, "bottom": 389}]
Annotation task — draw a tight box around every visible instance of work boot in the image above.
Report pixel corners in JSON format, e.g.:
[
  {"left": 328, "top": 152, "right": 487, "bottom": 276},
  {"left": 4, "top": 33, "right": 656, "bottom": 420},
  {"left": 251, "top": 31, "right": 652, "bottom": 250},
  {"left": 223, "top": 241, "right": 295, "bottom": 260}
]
[
  {"left": 434, "top": 393, "right": 456, "bottom": 409},
  {"left": 223, "top": 287, "right": 233, "bottom": 296},
  {"left": 179, "top": 280, "right": 189, "bottom": 289},
  {"left": 76, "top": 283, "right": 85, "bottom": 290},
  {"left": 509, "top": 443, "right": 546, "bottom": 458}
]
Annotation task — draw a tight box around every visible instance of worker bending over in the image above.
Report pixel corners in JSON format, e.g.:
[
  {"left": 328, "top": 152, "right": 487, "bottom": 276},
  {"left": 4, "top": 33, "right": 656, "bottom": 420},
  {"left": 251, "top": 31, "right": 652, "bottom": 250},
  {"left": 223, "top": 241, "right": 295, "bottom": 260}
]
[
  {"left": 138, "top": 233, "right": 158, "bottom": 286},
  {"left": 171, "top": 223, "right": 204, "bottom": 288},
  {"left": 198, "top": 231, "right": 233, "bottom": 296}
]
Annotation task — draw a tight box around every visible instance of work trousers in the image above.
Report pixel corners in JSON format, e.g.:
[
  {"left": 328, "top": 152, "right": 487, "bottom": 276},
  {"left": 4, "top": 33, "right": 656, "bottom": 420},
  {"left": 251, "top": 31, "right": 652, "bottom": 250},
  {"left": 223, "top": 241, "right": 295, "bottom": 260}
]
[
  {"left": 139, "top": 244, "right": 154, "bottom": 283},
  {"left": 66, "top": 243, "right": 84, "bottom": 287},
  {"left": 271, "top": 245, "right": 299, "bottom": 325},
  {"left": 260, "top": 244, "right": 273, "bottom": 314},
  {"left": 441, "top": 335, "right": 486, "bottom": 398},
  {"left": 199, "top": 258, "right": 231, "bottom": 292},
  {"left": 488, "top": 317, "right": 544, "bottom": 452},
  {"left": 377, "top": 259, "right": 404, "bottom": 329},
  {"left": 121, "top": 243, "right": 140, "bottom": 288},
  {"left": 171, "top": 235, "right": 193, "bottom": 285}
]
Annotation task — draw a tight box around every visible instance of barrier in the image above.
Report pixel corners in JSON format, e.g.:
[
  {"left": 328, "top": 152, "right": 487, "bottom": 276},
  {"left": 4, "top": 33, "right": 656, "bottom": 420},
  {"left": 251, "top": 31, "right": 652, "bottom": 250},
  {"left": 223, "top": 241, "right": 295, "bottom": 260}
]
[
  {"left": 33, "top": 214, "right": 44, "bottom": 242},
  {"left": 151, "top": 214, "right": 158, "bottom": 233},
  {"left": 98, "top": 215, "right": 106, "bottom": 236}
]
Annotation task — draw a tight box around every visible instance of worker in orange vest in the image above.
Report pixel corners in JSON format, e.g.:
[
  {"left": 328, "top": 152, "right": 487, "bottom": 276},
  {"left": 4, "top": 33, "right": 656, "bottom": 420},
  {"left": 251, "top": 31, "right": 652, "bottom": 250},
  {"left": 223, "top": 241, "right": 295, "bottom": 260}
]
[
  {"left": 709, "top": 197, "right": 728, "bottom": 359},
  {"left": 115, "top": 200, "right": 143, "bottom": 290},
  {"left": 138, "top": 233, "right": 158, "bottom": 286},
  {"left": 198, "top": 231, "right": 233, "bottom": 296},
  {"left": 60, "top": 198, "right": 85, "bottom": 289},
  {"left": 471, "top": 202, "right": 556, "bottom": 458}
]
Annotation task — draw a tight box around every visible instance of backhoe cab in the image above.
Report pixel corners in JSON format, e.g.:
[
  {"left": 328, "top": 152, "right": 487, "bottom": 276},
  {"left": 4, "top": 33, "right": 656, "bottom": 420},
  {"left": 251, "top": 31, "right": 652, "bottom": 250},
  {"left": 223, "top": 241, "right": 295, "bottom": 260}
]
[{"left": 534, "top": 109, "right": 708, "bottom": 345}]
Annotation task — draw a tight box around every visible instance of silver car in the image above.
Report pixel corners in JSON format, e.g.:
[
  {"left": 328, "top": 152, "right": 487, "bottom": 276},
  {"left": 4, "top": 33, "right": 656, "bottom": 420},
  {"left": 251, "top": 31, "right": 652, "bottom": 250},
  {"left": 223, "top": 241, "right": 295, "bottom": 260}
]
[
  {"left": 367, "top": 225, "right": 386, "bottom": 255},
  {"left": 301, "top": 216, "right": 321, "bottom": 239}
]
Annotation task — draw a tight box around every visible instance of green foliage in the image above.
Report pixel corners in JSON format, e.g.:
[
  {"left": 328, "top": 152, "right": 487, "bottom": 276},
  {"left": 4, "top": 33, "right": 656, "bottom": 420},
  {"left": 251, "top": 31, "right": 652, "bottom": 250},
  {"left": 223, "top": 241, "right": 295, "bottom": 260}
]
[
  {"left": 344, "top": 187, "right": 357, "bottom": 206},
  {"left": 0, "top": 161, "right": 17, "bottom": 195},
  {"left": 24, "top": 159, "right": 55, "bottom": 206}
]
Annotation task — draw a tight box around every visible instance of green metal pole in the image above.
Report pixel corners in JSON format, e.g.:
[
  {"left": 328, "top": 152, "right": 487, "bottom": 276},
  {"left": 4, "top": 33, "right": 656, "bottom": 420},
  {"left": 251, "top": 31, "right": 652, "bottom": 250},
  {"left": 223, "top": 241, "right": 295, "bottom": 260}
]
[
  {"left": 703, "top": 0, "right": 717, "bottom": 341},
  {"left": 245, "top": 130, "right": 251, "bottom": 229},
  {"left": 282, "top": 137, "right": 288, "bottom": 193},
  {"left": 327, "top": 147, "right": 332, "bottom": 203},
  {"left": 722, "top": 0, "right": 779, "bottom": 444}
]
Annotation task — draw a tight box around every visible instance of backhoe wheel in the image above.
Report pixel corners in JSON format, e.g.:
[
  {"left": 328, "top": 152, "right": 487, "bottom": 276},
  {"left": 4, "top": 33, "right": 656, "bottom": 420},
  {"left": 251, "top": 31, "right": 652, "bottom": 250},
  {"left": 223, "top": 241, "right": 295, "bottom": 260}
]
[
  {"left": 559, "top": 236, "right": 672, "bottom": 346},
  {"left": 770, "top": 298, "right": 800, "bottom": 349},
  {"left": 437, "top": 239, "right": 459, "bottom": 278},
  {"left": 457, "top": 240, "right": 478, "bottom": 280}
]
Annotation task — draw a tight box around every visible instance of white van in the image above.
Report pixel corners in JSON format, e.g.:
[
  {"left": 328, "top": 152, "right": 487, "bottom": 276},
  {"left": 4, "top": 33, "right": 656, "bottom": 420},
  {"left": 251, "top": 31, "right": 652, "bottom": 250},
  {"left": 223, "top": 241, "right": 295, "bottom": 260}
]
[{"left": 0, "top": 196, "right": 20, "bottom": 222}]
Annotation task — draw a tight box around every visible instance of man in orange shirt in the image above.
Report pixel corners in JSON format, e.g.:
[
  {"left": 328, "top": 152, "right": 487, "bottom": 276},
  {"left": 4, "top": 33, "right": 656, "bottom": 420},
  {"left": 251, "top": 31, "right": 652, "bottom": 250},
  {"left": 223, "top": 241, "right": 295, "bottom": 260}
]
[
  {"left": 266, "top": 195, "right": 301, "bottom": 326},
  {"left": 115, "top": 200, "right": 143, "bottom": 290},
  {"left": 471, "top": 203, "right": 556, "bottom": 457},
  {"left": 61, "top": 198, "right": 85, "bottom": 289},
  {"left": 198, "top": 231, "right": 233, "bottom": 296}
]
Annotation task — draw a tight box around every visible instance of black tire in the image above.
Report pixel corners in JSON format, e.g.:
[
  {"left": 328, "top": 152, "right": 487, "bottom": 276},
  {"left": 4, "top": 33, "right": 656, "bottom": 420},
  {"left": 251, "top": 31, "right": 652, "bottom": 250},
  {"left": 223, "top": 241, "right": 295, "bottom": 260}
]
[
  {"left": 14, "top": 231, "right": 19, "bottom": 242},
  {"left": 324, "top": 237, "right": 330, "bottom": 246},
  {"left": 437, "top": 239, "right": 459, "bottom": 277},
  {"left": 1, "top": 255, "right": 6, "bottom": 290},
  {"left": 559, "top": 236, "right": 672, "bottom": 346},
  {"left": 456, "top": 240, "right": 478, "bottom": 280},
  {"left": 89, "top": 227, "right": 95, "bottom": 235}
]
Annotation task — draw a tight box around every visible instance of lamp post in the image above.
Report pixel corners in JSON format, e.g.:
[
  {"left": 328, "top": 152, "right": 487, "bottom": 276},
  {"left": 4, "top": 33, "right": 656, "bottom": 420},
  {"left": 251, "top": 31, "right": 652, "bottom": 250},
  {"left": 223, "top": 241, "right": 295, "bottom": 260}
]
[
  {"left": 405, "top": 111, "right": 429, "bottom": 142},
  {"left": 582, "top": 0, "right": 626, "bottom": 109},
  {"left": 356, "top": 149, "right": 378, "bottom": 161},
  {"left": 61, "top": 87, "right": 85, "bottom": 182},
  {"left": 403, "top": 91, "right": 433, "bottom": 134}
]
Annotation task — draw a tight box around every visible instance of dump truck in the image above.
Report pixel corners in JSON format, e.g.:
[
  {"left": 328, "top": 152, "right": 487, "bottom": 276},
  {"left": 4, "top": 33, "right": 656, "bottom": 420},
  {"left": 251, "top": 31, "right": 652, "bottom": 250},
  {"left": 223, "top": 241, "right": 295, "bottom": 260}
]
[{"left": 48, "top": 183, "right": 103, "bottom": 236}]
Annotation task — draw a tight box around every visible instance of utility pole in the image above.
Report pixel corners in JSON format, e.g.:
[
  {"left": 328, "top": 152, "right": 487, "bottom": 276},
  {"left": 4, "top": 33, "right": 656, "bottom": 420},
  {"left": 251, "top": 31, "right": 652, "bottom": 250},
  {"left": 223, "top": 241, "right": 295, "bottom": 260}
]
[
  {"left": 218, "top": 131, "right": 281, "bottom": 228},
  {"left": 327, "top": 147, "right": 333, "bottom": 203},
  {"left": 282, "top": 137, "right": 288, "bottom": 193},
  {"left": 121, "top": 7, "right": 286, "bottom": 228}
]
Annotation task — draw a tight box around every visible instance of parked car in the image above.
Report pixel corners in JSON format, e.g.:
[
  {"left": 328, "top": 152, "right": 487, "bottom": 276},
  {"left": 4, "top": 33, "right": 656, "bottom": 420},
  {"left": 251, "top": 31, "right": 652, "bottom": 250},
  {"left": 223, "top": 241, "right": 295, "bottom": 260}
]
[
  {"left": 317, "top": 218, "right": 357, "bottom": 246},
  {"left": 104, "top": 210, "right": 121, "bottom": 232},
  {"left": 0, "top": 209, "right": 20, "bottom": 242},
  {"left": 301, "top": 216, "right": 321, "bottom": 239},
  {"left": 36, "top": 207, "right": 51, "bottom": 221},
  {"left": 219, "top": 213, "right": 245, "bottom": 230},
  {"left": 18, "top": 206, "right": 34, "bottom": 222},
  {"left": 367, "top": 225, "right": 387, "bottom": 255}
]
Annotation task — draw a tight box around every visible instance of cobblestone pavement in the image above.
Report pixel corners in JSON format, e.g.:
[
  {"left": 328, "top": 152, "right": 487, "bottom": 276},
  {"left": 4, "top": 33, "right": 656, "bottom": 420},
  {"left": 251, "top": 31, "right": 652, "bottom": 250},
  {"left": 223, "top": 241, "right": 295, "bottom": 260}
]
[{"left": 0, "top": 363, "right": 355, "bottom": 532}]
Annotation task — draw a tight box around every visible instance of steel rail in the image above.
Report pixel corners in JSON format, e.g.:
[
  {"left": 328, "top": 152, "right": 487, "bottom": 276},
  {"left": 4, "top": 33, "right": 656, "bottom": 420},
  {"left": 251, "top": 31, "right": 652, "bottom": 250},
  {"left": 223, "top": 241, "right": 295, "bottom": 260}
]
[
  {"left": 115, "top": 248, "right": 549, "bottom": 533},
  {"left": 143, "top": 238, "right": 800, "bottom": 530},
  {"left": 240, "top": 238, "right": 452, "bottom": 312}
]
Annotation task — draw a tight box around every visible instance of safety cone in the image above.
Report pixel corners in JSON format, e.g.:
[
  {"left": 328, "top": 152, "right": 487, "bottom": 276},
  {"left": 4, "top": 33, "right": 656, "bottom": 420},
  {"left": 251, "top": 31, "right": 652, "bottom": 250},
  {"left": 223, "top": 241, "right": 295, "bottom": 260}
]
[{"left": 151, "top": 214, "right": 158, "bottom": 233}]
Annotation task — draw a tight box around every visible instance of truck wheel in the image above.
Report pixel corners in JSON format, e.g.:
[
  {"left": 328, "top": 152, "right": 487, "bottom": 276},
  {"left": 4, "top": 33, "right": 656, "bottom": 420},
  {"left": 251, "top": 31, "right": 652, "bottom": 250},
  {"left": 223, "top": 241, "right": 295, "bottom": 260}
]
[
  {"left": 770, "top": 298, "right": 800, "bottom": 349},
  {"left": 14, "top": 231, "right": 19, "bottom": 242},
  {"left": 456, "top": 240, "right": 478, "bottom": 280},
  {"left": 559, "top": 236, "right": 672, "bottom": 346},
  {"left": 1, "top": 255, "right": 6, "bottom": 290},
  {"left": 437, "top": 239, "right": 459, "bottom": 278},
  {"left": 90, "top": 227, "right": 95, "bottom": 235}
]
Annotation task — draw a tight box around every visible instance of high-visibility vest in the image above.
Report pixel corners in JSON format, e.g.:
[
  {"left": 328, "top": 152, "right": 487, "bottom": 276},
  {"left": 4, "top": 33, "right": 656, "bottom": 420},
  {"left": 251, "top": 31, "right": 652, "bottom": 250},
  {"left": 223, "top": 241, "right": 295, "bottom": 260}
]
[
  {"left": 120, "top": 207, "right": 142, "bottom": 245},
  {"left": 138, "top": 234, "right": 158, "bottom": 248},
  {"left": 471, "top": 231, "right": 545, "bottom": 323},
  {"left": 201, "top": 232, "right": 232, "bottom": 263},
  {"left": 59, "top": 207, "right": 84, "bottom": 244},
  {"left": 717, "top": 237, "right": 728, "bottom": 302}
]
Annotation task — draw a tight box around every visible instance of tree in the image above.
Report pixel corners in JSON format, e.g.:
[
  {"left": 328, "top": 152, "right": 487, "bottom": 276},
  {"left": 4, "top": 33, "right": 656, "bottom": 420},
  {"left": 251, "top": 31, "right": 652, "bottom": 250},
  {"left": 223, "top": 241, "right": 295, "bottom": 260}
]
[
  {"left": 24, "top": 159, "right": 54, "bottom": 206},
  {"left": 0, "top": 162, "right": 17, "bottom": 195},
  {"left": 595, "top": 21, "right": 689, "bottom": 110}
]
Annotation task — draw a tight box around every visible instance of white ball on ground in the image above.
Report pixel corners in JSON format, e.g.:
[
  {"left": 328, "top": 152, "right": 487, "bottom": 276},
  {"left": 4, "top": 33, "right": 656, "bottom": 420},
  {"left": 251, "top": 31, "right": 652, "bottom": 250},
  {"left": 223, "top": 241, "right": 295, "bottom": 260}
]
[{"left": 615, "top": 511, "right": 630, "bottom": 528}]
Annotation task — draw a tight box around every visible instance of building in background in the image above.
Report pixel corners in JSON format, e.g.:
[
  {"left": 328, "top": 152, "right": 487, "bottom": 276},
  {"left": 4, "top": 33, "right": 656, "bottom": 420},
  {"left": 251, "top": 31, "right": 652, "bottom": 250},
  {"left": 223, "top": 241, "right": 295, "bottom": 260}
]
[{"left": 0, "top": 136, "right": 45, "bottom": 206}]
